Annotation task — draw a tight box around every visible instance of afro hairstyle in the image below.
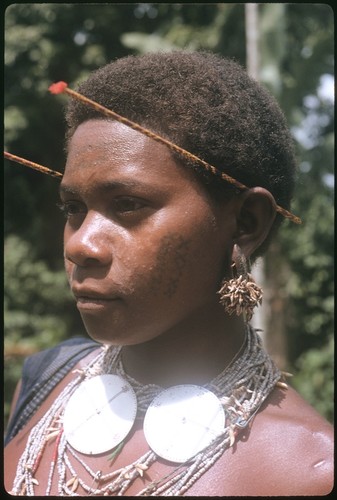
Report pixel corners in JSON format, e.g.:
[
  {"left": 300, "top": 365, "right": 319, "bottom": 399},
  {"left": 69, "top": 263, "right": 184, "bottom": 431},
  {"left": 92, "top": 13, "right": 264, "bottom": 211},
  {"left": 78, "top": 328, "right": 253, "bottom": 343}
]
[{"left": 65, "top": 50, "right": 298, "bottom": 257}]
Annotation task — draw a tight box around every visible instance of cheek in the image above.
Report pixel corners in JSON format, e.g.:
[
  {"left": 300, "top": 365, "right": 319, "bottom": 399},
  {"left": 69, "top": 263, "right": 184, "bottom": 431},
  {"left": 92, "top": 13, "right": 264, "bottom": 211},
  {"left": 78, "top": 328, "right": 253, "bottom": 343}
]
[
  {"left": 63, "top": 227, "right": 72, "bottom": 279},
  {"left": 64, "top": 258, "right": 72, "bottom": 283},
  {"left": 128, "top": 225, "right": 224, "bottom": 304},
  {"left": 144, "top": 233, "right": 191, "bottom": 299}
]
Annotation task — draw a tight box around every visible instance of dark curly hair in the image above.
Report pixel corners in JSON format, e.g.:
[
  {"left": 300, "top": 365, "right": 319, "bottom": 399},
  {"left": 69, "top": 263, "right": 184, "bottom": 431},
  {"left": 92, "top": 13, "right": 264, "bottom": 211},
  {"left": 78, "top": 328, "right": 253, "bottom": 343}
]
[{"left": 65, "top": 50, "right": 297, "bottom": 257}]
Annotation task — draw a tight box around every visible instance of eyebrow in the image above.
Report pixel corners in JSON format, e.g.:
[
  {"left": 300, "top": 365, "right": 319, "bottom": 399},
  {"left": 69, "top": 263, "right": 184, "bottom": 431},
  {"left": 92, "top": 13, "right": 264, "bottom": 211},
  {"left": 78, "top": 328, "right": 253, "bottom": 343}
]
[{"left": 59, "top": 179, "right": 155, "bottom": 196}]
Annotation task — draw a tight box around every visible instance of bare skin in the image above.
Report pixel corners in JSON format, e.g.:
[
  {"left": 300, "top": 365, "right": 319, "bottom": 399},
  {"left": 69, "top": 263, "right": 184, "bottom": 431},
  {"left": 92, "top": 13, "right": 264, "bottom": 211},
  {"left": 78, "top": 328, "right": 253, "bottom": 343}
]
[
  {"left": 4, "top": 120, "right": 334, "bottom": 495},
  {"left": 4, "top": 351, "right": 333, "bottom": 496}
]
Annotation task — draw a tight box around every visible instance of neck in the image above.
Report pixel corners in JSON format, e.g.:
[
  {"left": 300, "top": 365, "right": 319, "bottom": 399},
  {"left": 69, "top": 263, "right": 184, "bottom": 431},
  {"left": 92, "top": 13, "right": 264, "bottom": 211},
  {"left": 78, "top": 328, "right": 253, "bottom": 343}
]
[{"left": 121, "top": 303, "right": 247, "bottom": 387}]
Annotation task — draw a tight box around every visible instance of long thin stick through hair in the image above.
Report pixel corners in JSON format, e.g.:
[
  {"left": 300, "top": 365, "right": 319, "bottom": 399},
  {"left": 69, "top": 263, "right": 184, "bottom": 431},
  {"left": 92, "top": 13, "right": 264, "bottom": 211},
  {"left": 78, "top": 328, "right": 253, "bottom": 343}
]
[
  {"left": 4, "top": 151, "right": 62, "bottom": 179},
  {"left": 49, "top": 81, "right": 301, "bottom": 225},
  {"left": 4, "top": 82, "right": 301, "bottom": 224}
]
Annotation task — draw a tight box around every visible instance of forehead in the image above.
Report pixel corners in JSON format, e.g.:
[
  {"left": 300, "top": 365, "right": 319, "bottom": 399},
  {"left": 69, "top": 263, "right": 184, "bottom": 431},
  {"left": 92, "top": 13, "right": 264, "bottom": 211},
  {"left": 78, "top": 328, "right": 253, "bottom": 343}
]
[{"left": 62, "top": 119, "right": 199, "bottom": 193}]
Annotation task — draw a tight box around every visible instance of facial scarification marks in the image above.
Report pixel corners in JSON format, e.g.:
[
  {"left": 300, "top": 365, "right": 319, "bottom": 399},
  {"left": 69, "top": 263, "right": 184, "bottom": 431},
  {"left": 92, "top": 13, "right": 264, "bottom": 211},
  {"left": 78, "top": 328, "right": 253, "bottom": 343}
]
[{"left": 148, "top": 233, "right": 191, "bottom": 299}]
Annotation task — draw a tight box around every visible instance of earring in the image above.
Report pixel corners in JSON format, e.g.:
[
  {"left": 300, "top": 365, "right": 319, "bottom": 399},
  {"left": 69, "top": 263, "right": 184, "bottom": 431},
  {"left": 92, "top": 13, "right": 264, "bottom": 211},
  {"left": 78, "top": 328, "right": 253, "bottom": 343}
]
[{"left": 218, "top": 244, "right": 263, "bottom": 322}]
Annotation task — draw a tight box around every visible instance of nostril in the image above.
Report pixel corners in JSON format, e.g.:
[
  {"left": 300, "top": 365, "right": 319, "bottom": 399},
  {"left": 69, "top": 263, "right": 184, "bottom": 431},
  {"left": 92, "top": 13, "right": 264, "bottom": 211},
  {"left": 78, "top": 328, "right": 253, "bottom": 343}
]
[
  {"left": 64, "top": 245, "right": 111, "bottom": 268},
  {"left": 64, "top": 212, "right": 113, "bottom": 268},
  {"left": 64, "top": 232, "right": 112, "bottom": 268}
]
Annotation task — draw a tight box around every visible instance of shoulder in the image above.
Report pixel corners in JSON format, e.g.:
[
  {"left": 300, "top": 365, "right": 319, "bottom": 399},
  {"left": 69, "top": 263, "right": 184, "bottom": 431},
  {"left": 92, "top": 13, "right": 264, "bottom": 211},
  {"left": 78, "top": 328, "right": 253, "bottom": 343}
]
[
  {"left": 264, "top": 385, "right": 333, "bottom": 446},
  {"left": 23, "top": 336, "right": 100, "bottom": 372},
  {"left": 184, "top": 385, "right": 333, "bottom": 497},
  {"left": 246, "top": 386, "right": 334, "bottom": 495},
  {"left": 5, "top": 337, "right": 100, "bottom": 444},
  {"left": 19, "top": 336, "right": 100, "bottom": 389}
]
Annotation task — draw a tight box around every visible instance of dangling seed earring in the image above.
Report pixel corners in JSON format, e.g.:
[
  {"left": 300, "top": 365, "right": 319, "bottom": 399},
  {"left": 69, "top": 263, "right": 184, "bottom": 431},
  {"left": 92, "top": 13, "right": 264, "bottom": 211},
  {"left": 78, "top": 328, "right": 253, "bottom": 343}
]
[{"left": 218, "top": 244, "right": 263, "bottom": 322}]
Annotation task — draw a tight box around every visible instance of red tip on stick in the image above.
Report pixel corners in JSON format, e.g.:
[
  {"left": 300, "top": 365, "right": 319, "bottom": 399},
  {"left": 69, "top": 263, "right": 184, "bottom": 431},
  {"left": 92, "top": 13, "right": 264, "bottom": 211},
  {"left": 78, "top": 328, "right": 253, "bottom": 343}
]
[{"left": 49, "top": 81, "right": 68, "bottom": 94}]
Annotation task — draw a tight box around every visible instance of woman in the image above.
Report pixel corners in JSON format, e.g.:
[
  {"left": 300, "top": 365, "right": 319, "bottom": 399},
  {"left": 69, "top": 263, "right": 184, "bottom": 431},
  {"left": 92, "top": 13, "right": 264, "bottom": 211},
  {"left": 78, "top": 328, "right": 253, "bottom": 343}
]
[{"left": 4, "top": 51, "right": 333, "bottom": 496}]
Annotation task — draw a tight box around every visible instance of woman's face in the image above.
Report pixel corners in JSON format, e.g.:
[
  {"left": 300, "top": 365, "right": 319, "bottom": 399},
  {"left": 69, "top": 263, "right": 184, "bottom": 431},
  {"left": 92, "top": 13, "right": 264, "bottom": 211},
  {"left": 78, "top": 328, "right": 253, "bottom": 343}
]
[{"left": 61, "top": 120, "right": 237, "bottom": 345}]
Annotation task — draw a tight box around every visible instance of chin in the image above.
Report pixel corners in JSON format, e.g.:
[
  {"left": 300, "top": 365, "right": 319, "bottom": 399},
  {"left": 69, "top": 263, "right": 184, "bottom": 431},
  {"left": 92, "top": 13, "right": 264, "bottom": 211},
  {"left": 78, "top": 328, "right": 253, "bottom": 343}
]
[
  {"left": 83, "top": 323, "right": 151, "bottom": 347},
  {"left": 80, "top": 308, "right": 181, "bottom": 347}
]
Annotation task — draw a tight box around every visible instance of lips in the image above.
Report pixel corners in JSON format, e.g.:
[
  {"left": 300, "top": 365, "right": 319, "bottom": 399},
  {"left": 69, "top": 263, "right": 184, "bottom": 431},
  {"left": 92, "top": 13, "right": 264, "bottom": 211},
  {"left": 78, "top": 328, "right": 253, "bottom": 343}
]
[{"left": 72, "top": 287, "right": 121, "bottom": 310}]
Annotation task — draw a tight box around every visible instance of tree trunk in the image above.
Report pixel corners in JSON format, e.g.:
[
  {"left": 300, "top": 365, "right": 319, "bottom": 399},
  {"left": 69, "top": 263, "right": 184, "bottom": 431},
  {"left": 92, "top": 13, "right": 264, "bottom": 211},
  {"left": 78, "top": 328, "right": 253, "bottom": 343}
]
[{"left": 245, "top": 3, "right": 288, "bottom": 369}]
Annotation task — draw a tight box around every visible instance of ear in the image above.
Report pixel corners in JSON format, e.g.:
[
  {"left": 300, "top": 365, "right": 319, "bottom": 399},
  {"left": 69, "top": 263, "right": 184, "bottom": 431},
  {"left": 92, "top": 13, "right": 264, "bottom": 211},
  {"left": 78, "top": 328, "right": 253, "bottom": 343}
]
[{"left": 233, "top": 187, "right": 277, "bottom": 258}]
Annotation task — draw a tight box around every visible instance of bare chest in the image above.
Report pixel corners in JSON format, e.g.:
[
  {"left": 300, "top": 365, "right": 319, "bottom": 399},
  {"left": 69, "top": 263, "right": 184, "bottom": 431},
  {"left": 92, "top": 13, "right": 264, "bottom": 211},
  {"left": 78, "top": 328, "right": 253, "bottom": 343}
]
[
  {"left": 5, "top": 416, "right": 244, "bottom": 496},
  {"left": 5, "top": 358, "right": 332, "bottom": 496},
  {"left": 4, "top": 366, "right": 253, "bottom": 496}
]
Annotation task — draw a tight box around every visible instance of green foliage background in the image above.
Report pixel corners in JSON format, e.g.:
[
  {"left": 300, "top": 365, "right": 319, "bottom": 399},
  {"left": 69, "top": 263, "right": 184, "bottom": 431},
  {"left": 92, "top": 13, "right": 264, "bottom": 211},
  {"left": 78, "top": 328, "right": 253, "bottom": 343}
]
[{"left": 4, "top": 3, "right": 334, "bottom": 425}]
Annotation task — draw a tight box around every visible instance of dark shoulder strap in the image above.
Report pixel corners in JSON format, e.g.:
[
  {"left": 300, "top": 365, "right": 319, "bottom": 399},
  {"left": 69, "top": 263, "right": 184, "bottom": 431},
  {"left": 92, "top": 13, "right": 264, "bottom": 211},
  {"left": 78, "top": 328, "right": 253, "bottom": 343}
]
[{"left": 5, "top": 337, "right": 100, "bottom": 445}]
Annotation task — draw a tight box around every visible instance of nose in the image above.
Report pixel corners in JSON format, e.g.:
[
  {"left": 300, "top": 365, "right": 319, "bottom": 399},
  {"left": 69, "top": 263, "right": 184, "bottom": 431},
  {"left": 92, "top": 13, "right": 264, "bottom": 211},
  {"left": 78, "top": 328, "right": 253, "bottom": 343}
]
[{"left": 64, "top": 212, "right": 112, "bottom": 268}]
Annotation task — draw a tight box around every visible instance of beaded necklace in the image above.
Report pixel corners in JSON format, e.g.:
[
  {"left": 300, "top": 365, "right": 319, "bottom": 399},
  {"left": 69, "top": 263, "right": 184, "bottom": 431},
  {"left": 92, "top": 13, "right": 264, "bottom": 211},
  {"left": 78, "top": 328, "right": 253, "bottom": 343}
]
[{"left": 11, "top": 326, "right": 283, "bottom": 496}]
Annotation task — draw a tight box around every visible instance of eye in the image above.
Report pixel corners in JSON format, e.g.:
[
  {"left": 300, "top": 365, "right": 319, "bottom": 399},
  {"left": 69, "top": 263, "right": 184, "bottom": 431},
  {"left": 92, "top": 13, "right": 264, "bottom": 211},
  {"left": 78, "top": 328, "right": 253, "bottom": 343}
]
[
  {"left": 112, "top": 197, "right": 147, "bottom": 214},
  {"left": 57, "top": 201, "right": 87, "bottom": 219}
]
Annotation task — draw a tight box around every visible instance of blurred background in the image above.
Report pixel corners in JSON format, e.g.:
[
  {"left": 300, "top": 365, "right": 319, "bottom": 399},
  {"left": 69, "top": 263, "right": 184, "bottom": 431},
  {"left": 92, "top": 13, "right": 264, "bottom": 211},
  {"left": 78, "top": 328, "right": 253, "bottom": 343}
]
[{"left": 4, "top": 3, "right": 334, "bottom": 425}]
